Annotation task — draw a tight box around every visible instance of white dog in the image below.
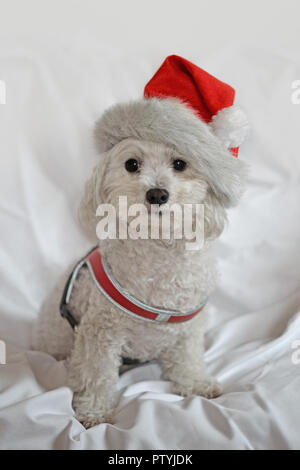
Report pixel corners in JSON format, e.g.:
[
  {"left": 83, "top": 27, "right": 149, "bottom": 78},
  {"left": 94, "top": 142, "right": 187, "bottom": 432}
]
[{"left": 33, "top": 56, "right": 248, "bottom": 427}]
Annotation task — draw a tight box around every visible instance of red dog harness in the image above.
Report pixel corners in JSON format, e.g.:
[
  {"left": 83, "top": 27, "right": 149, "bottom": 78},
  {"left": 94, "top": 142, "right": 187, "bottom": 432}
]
[{"left": 60, "top": 246, "right": 206, "bottom": 328}]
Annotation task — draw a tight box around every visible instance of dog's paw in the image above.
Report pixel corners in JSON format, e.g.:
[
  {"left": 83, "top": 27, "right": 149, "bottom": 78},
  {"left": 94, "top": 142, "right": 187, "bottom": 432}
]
[
  {"left": 74, "top": 403, "right": 115, "bottom": 428},
  {"left": 81, "top": 419, "right": 101, "bottom": 429},
  {"left": 78, "top": 411, "right": 114, "bottom": 429},
  {"left": 172, "top": 377, "right": 222, "bottom": 399},
  {"left": 80, "top": 415, "right": 113, "bottom": 429},
  {"left": 73, "top": 392, "right": 116, "bottom": 428},
  {"left": 192, "top": 378, "right": 222, "bottom": 398}
]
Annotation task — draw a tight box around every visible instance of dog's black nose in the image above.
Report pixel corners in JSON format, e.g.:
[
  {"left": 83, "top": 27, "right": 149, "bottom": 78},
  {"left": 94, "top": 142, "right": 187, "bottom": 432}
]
[{"left": 146, "top": 188, "right": 169, "bottom": 205}]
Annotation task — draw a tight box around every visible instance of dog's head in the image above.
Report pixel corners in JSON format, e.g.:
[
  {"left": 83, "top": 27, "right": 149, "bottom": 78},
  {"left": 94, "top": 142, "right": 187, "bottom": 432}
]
[{"left": 79, "top": 98, "right": 247, "bottom": 243}]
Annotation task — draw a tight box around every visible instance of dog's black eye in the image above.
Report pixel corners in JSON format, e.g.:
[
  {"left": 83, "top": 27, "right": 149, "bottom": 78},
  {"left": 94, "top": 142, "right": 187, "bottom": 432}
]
[
  {"left": 125, "top": 158, "right": 139, "bottom": 173},
  {"left": 173, "top": 159, "right": 187, "bottom": 171}
]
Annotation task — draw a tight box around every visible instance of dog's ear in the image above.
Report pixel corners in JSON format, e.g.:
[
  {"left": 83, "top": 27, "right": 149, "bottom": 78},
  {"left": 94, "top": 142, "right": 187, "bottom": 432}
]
[
  {"left": 78, "top": 152, "right": 110, "bottom": 241},
  {"left": 204, "top": 189, "right": 227, "bottom": 241},
  {"left": 197, "top": 133, "right": 248, "bottom": 209}
]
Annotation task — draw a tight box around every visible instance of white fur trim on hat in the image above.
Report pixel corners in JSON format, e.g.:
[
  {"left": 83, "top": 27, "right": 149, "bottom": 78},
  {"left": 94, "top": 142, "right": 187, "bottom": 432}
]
[{"left": 209, "top": 105, "right": 249, "bottom": 149}]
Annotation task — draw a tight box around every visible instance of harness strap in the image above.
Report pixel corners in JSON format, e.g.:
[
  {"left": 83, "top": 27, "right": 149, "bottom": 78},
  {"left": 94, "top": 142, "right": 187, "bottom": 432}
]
[{"left": 60, "top": 246, "right": 206, "bottom": 329}]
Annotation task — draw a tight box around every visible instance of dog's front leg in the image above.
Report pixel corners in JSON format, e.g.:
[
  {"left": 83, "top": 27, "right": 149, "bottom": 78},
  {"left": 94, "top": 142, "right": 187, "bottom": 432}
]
[
  {"left": 67, "top": 313, "right": 124, "bottom": 428},
  {"left": 159, "top": 330, "right": 221, "bottom": 399}
]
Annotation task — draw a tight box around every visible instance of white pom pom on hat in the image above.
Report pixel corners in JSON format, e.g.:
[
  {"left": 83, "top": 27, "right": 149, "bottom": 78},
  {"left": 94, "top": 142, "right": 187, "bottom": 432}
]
[
  {"left": 209, "top": 105, "right": 250, "bottom": 150},
  {"left": 144, "top": 54, "right": 249, "bottom": 157}
]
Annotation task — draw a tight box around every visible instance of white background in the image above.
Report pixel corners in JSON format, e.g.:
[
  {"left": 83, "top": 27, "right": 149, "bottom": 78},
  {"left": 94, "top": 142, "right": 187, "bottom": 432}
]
[{"left": 0, "top": 0, "right": 299, "bottom": 56}]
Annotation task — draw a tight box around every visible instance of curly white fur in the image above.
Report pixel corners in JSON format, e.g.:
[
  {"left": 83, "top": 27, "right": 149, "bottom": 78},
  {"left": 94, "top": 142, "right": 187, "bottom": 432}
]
[{"left": 33, "top": 100, "right": 247, "bottom": 427}]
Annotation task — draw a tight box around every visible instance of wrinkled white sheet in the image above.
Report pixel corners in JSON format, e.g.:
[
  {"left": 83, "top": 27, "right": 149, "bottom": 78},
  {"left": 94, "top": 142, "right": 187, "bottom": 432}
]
[{"left": 0, "top": 38, "right": 300, "bottom": 450}]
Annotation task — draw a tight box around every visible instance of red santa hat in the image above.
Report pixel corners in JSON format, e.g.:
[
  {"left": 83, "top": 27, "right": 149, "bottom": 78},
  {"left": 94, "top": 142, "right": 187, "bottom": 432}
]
[
  {"left": 145, "top": 55, "right": 248, "bottom": 157},
  {"left": 95, "top": 55, "right": 248, "bottom": 207}
]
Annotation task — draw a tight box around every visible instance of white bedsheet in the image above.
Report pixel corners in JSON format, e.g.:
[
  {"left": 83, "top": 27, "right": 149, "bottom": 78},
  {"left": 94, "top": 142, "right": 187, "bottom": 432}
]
[{"left": 0, "top": 38, "right": 300, "bottom": 450}]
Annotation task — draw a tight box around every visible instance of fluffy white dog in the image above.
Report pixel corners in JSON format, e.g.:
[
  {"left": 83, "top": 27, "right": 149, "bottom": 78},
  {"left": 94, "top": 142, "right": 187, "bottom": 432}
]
[
  {"left": 34, "top": 56, "right": 247, "bottom": 427},
  {"left": 33, "top": 93, "right": 247, "bottom": 427}
]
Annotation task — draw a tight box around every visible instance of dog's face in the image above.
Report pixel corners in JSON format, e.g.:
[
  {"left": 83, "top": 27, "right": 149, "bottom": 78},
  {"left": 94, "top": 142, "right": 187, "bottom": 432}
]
[
  {"left": 100, "top": 138, "right": 208, "bottom": 210},
  {"left": 79, "top": 137, "right": 243, "bottom": 243}
]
